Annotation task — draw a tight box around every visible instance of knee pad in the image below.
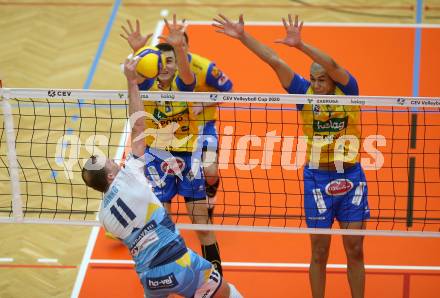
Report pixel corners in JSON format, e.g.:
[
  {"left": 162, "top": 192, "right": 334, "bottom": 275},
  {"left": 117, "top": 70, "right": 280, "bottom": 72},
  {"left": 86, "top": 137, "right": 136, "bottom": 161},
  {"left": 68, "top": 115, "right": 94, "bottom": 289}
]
[{"left": 205, "top": 179, "right": 220, "bottom": 198}]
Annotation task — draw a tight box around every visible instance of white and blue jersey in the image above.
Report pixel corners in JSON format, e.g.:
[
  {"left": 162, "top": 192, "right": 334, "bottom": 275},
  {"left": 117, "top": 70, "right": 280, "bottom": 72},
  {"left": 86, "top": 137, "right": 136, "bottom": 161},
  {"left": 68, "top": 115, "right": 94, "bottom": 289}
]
[{"left": 99, "top": 154, "right": 220, "bottom": 297}]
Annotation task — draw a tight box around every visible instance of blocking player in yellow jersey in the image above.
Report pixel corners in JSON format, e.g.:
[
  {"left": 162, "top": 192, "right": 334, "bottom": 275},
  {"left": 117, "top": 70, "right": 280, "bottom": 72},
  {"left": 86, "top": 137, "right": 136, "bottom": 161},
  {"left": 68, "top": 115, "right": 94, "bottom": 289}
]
[
  {"left": 121, "top": 16, "right": 224, "bottom": 276},
  {"left": 215, "top": 14, "right": 369, "bottom": 298},
  {"left": 121, "top": 19, "right": 233, "bottom": 222}
]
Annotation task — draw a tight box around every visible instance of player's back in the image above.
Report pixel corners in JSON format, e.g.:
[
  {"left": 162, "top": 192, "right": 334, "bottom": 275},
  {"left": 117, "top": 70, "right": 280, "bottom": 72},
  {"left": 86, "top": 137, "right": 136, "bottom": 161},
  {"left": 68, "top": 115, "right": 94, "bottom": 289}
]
[{"left": 99, "top": 155, "right": 187, "bottom": 273}]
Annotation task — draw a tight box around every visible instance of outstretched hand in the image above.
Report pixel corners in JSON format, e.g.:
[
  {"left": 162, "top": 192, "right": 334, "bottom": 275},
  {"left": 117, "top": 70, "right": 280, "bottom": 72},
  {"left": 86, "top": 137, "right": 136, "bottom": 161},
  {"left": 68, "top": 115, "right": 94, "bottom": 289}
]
[
  {"left": 274, "top": 14, "right": 304, "bottom": 48},
  {"left": 120, "top": 19, "right": 152, "bottom": 52},
  {"left": 212, "top": 14, "right": 245, "bottom": 40},
  {"left": 158, "top": 14, "right": 187, "bottom": 48}
]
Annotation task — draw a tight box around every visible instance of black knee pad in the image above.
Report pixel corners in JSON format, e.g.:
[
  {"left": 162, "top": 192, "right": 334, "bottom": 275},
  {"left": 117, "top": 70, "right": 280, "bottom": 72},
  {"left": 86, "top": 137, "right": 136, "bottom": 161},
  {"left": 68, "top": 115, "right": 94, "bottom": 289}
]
[{"left": 205, "top": 179, "right": 220, "bottom": 198}]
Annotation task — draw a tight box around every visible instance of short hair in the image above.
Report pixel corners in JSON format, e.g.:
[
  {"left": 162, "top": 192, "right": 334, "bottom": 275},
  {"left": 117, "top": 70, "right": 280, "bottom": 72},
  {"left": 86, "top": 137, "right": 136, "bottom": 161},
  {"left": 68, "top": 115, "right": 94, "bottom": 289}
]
[
  {"left": 310, "top": 62, "right": 325, "bottom": 74},
  {"left": 82, "top": 155, "right": 109, "bottom": 193},
  {"left": 156, "top": 43, "right": 175, "bottom": 53}
]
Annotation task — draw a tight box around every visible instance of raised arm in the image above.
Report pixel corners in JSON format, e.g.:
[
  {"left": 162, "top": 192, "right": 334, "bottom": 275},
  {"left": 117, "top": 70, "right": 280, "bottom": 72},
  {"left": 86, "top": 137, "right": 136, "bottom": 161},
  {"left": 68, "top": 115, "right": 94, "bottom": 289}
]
[
  {"left": 213, "top": 14, "right": 294, "bottom": 89},
  {"left": 120, "top": 19, "right": 154, "bottom": 86},
  {"left": 159, "top": 14, "right": 194, "bottom": 85},
  {"left": 124, "top": 57, "right": 146, "bottom": 157},
  {"left": 275, "top": 14, "right": 350, "bottom": 85},
  {"left": 120, "top": 19, "right": 152, "bottom": 53}
]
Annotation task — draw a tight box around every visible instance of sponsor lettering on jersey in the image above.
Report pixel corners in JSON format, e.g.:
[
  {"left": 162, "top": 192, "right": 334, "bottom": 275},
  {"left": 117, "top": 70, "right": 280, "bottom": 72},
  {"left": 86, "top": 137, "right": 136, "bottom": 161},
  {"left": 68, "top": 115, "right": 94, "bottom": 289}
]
[
  {"left": 146, "top": 273, "right": 178, "bottom": 290},
  {"left": 130, "top": 220, "right": 159, "bottom": 257},
  {"left": 158, "top": 116, "right": 184, "bottom": 127},
  {"left": 160, "top": 157, "right": 185, "bottom": 175},
  {"left": 313, "top": 116, "right": 348, "bottom": 133},
  {"left": 325, "top": 179, "right": 354, "bottom": 196}
]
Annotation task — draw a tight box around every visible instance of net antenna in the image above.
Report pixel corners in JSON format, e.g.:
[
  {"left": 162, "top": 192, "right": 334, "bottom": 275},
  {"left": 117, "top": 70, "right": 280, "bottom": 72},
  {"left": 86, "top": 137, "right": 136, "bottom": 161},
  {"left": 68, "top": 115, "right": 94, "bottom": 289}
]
[
  {"left": 1, "top": 83, "right": 23, "bottom": 221},
  {"left": 1, "top": 88, "right": 440, "bottom": 238}
]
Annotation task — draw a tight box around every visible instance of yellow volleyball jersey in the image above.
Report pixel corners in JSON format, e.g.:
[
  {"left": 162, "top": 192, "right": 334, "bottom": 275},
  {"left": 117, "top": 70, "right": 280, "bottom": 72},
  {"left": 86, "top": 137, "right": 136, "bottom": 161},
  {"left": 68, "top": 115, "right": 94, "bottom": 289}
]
[
  {"left": 142, "top": 76, "right": 201, "bottom": 152},
  {"left": 300, "top": 86, "right": 361, "bottom": 164},
  {"left": 189, "top": 53, "right": 233, "bottom": 123}
]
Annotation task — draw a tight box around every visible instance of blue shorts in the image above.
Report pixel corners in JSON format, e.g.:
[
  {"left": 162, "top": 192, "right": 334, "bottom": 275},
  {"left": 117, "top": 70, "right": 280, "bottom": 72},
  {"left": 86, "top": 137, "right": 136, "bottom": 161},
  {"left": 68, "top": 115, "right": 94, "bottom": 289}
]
[
  {"left": 201, "top": 120, "right": 218, "bottom": 152},
  {"left": 304, "top": 162, "right": 370, "bottom": 228},
  {"left": 140, "top": 249, "right": 222, "bottom": 298},
  {"left": 144, "top": 147, "right": 206, "bottom": 202}
]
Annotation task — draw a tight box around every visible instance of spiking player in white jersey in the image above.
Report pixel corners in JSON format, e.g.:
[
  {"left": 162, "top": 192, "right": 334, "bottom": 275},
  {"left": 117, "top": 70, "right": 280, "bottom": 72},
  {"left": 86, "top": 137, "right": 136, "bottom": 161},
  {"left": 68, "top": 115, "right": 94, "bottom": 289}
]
[{"left": 81, "top": 58, "right": 242, "bottom": 298}]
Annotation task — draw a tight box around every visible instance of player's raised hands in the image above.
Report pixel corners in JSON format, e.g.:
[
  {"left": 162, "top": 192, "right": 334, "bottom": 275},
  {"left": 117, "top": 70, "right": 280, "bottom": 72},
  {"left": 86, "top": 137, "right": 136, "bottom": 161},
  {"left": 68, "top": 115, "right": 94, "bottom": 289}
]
[
  {"left": 120, "top": 19, "right": 152, "bottom": 52},
  {"left": 274, "top": 14, "right": 304, "bottom": 48},
  {"left": 213, "top": 14, "right": 245, "bottom": 40},
  {"left": 159, "top": 14, "right": 187, "bottom": 48}
]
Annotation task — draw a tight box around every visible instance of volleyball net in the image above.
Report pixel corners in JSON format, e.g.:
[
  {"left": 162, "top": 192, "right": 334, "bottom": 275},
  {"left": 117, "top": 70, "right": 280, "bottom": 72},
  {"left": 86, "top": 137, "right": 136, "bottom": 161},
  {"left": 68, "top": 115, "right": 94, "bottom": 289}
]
[{"left": 1, "top": 88, "right": 440, "bottom": 237}]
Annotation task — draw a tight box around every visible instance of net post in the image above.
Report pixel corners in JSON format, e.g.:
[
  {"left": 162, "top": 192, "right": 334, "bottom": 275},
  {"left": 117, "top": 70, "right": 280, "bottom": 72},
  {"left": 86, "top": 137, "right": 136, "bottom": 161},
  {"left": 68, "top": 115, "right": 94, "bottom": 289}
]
[{"left": 1, "top": 87, "right": 24, "bottom": 221}]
